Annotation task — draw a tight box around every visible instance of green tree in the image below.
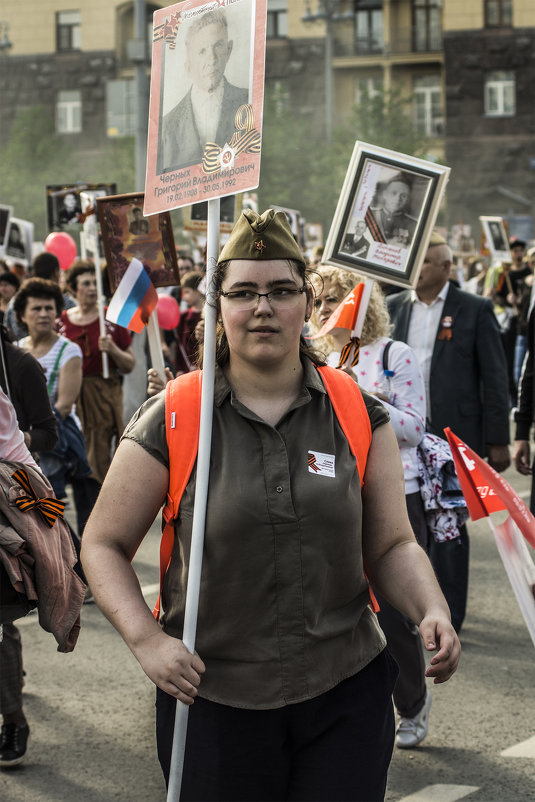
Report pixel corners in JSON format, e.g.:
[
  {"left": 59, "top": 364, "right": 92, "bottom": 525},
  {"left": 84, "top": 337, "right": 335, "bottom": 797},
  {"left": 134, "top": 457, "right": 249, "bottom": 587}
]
[
  {"left": 258, "top": 85, "right": 431, "bottom": 238},
  {"left": 0, "top": 106, "right": 136, "bottom": 243}
]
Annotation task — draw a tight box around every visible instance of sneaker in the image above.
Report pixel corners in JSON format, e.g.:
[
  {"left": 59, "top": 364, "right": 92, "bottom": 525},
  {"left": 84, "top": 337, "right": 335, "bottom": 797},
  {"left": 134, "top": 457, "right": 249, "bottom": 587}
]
[
  {"left": 0, "top": 722, "right": 30, "bottom": 767},
  {"left": 396, "top": 691, "right": 432, "bottom": 749}
]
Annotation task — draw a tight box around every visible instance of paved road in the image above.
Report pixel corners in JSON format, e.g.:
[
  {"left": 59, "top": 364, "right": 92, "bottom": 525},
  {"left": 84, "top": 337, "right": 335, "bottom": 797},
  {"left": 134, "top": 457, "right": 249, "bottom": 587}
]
[{"left": 1, "top": 464, "right": 534, "bottom": 801}]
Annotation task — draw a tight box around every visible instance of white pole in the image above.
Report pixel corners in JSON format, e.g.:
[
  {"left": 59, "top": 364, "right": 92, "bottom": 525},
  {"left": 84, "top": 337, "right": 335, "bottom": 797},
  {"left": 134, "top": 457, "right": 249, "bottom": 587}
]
[
  {"left": 90, "top": 238, "right": 109, "bottom": 379},
  {"left": 166, "top": 197, "right": 220, "bottom": 801},
  {"left": 146, "top": 309, "right": 166, "bottom": 382}
]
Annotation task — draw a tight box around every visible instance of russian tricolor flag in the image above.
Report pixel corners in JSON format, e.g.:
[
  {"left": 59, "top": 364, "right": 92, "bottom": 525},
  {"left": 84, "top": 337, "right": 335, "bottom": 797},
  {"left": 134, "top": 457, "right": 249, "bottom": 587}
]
[{"left": 106, "top": 258, "right": 158, "bottom": 333}]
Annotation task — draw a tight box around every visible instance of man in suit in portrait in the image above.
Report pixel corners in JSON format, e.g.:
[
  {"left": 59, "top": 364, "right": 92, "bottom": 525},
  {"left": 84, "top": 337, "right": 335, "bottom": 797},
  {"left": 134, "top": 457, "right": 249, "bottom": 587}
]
[
  {"left": 387, "top": 231, "right": 510, "bottom": 632},
  {"left": 159, "top": 9, "right": 249, "bottom": 173}
]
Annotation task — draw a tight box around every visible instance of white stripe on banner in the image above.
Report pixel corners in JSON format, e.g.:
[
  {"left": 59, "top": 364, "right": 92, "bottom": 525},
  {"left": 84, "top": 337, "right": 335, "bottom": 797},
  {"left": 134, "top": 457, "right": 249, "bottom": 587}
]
[
  {"left": 501, "top": 735, "right": 535, "bottom": 758},
  {"left": 397, "top": 785, "right": 480, "bottom": 802}
]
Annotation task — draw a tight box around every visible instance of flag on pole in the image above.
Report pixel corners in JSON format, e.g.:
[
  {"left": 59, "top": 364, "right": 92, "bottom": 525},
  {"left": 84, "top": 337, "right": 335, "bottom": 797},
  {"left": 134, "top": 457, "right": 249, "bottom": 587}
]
[
  {"left": 309, "top": 283, "right": 365, "bottom": 341},
  {"left": 309, "top": 280, "right": 372, "bottom": 369},
  {"left": 445, "top": 427, "right": 535, "bottom": 647},
  {"left": 106, "top": 257, "right": 158, "bottom": 333}
]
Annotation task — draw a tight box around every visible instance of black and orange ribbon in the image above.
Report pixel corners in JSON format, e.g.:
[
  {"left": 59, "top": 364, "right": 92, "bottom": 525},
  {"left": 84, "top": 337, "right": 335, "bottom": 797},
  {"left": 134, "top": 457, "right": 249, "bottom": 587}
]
[
  {"left": 338, "top": 337, "right": 360, "bottom": 369},
  {"left": 308, "top": 453, "right": 319, "bottom": 473},
  {"left": 364, "top": 208, "right": 387, "bottom": 244},
  {"left": 202, "top": 104, "right": 262, "bottom": 174},
  {"left": 12, "top": 468, "right": 65, "bottom": 528}
]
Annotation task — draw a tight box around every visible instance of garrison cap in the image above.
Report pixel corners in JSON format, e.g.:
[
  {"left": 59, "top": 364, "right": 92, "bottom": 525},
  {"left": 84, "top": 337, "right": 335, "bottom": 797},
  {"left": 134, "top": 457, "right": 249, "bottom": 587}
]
[
  {"left": 217, "top": 209, "right": 306, "bottom": 267},
  {"left": 428, "top": 230, "right": 448, "bottom": 246}
]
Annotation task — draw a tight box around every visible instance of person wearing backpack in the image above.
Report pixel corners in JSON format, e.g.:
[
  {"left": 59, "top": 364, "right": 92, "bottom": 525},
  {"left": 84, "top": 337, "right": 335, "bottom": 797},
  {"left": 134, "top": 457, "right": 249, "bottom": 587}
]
[{"left": 81, "top": 209, "right": 459, "bottom": 801}]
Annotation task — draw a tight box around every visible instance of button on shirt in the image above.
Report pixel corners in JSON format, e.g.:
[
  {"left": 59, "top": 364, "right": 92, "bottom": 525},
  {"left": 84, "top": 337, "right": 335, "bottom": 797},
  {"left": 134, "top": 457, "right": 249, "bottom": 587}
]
[
  {"left": 407, "top": 282, "right": 450, "bottom": 417},
  {"left": 123, "top": 360, "right": 388, "bottom": 710}
]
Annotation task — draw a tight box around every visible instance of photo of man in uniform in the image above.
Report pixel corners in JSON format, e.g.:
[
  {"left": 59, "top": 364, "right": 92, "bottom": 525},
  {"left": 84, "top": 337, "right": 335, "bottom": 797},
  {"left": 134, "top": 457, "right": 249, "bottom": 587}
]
[
  {"left": 366, "top": 172, "right": 417, "bottom": 248},
  {"left": 159, "top": 8, "right": 249, "bottom": 173},
  {"left": 129, "top": 207, "right": 150, "bottom": 236},
  {"left": 342, "top": 219, "right": 370, "bottom": 258}
]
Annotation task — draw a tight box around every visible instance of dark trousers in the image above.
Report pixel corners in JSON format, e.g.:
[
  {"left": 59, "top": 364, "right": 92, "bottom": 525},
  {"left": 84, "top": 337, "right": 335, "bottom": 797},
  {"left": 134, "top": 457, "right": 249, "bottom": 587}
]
[
  {"left": 428, "top": 524, "right": 469, "bottom": 633},
  {"left": 375, "top": 492, "right": 429, "bottom": 718},
  {"left": 156, "top": 650, "right": 398, "bottom": 802}
]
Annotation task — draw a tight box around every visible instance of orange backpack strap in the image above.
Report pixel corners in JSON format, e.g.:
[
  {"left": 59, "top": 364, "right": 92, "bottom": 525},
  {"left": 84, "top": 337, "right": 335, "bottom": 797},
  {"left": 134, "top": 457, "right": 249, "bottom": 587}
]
[
  {"left": 153, "top": 370, "right": 203, "bottom": 620},
  {"left": 317, "top": 365, "right": 372, "bottom": 486},
  {"left": 317, "top": 364, "right": 379, "bottom": 613}
]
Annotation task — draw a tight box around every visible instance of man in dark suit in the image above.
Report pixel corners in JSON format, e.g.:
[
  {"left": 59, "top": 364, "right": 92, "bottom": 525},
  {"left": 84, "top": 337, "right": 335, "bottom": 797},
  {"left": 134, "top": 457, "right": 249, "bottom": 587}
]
[
  {"left": 159, "top": 9, "right": 249, "bottom": 172},
  {"left": 387, "top": 231, "right": 510, "bottom": 632}
]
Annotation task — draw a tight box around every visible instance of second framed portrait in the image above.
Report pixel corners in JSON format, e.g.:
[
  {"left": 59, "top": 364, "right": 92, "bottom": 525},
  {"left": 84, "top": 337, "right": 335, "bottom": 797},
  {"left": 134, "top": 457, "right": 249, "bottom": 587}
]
[
  {"left": 479, "top": 216, "right": 511, "bottom": 263},
  {"left": 96, "top": 192, "right": 179, "bottom": 291},
  {"left": 323, "top": 142, "right": 450, "bottom": 288}
]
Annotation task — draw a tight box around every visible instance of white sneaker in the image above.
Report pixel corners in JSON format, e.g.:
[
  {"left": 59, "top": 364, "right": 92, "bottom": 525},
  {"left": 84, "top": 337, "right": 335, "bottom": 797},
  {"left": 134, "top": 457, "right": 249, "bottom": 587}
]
[{"left": 396, "top": 691, "right": 432, "bottom": 749}]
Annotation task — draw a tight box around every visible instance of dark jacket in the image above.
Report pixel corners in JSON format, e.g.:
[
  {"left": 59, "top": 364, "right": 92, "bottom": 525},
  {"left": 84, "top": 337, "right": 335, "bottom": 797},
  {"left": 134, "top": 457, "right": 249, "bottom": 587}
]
[
  {"left": 387, "top": 282, "right": 510, "bottom": 455},
  {"left": 515, "top": 305, "right": 535, "bottom": 440}
]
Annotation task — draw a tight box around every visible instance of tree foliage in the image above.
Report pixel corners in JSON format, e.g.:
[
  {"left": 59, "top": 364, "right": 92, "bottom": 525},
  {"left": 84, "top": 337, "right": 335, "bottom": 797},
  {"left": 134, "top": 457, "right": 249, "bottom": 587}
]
[
  {"left": 0, "top": 106, "right": 135, "bottom": 243},
  {"left": 259, "top": 85, "right": 431, "bottom": 237}
]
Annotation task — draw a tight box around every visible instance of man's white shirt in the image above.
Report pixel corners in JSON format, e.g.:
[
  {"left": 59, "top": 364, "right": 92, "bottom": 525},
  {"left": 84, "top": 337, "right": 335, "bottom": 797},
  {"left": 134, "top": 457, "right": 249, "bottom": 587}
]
[
  {"left": 407, "top": 281, "right": 450, "bottom": 415},
  {"left": 191, "top": 82, "right": 224, "bottom": 145}
]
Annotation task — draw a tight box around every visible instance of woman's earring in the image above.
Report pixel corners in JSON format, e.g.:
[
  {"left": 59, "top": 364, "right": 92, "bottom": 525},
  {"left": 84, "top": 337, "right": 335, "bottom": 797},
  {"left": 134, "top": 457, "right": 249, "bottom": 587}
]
[{"left": 305, "top": 315, "right": 310, "bottom": 322}]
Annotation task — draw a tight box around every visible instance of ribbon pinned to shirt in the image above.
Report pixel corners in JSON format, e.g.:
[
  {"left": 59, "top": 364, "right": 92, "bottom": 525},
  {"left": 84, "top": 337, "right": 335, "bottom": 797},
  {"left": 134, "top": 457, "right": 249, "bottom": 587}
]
[{"left": 12, "top": 468, "right": 65, "bottom": 528}]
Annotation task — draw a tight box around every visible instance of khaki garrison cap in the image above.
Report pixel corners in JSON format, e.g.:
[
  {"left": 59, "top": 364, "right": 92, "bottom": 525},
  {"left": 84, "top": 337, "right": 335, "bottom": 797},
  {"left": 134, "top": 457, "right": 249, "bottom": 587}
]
[{"left": 217, "top": 209, "right": 306, "bottom": 267}]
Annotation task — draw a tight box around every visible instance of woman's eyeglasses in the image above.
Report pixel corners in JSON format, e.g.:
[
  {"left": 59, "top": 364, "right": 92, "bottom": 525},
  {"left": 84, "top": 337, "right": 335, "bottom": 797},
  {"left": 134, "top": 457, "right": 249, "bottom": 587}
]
[{"left": 220, "top": 286, "right": 307, "bottom": 310}]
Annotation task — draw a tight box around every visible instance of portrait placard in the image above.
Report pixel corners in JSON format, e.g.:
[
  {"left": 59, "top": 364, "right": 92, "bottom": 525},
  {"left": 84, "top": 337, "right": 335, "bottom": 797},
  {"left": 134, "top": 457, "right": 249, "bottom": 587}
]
[
  {"left": 323, "top": 142, "right": 450, "bottom": 288},
  {"left": 46, "top": 183, "right": 117, "bottom": 232},
  {"left": 184, "top": 195, "right": 236, "bottom": 233},
  {"left": 144, "top": 0, "right": 267, "bottom": 217},
  {"left": 4, "top": 217, "right": 33, "bottom": 265},
  {"left": 479, "top": 216, "right": 511, "bottom": 263},
  {"left": 0, "top": 205, "right": 13, "bottom": 255},
  {"left": 96, "top": 192, "right": 179, "bottom": 291}
]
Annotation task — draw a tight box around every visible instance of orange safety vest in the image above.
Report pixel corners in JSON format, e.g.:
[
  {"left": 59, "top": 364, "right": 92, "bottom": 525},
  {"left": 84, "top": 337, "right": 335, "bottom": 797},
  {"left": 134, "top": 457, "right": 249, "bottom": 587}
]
[{"left": 153, "top": 365, "right": 378, "bottom": 620}]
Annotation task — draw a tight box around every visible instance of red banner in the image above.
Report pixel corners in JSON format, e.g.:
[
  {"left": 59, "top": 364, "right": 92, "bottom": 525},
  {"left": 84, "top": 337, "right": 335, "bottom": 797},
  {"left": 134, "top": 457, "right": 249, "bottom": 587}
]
[{"left": 445, "top": 427, "right": 535, "bottom": 549}]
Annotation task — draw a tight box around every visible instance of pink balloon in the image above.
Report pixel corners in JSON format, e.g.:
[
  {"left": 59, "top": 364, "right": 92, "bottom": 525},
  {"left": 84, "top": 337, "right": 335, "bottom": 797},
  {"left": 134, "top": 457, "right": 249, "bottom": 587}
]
[
  {"left": 44, "top": 232, "right": 78, "bottom": 271},
  {"left": 156, "top": 295, "right": 180, "bottom": 330}
]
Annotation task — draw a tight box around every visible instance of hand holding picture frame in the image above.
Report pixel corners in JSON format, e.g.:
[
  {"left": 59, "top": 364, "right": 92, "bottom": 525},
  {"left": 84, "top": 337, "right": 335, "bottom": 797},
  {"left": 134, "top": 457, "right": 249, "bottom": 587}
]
[
  {"left": 323, "top": 142, "right": 450, "bottom": 288},
  {"left": 479, "top": 216, "right": 511, "bottom": 263}
]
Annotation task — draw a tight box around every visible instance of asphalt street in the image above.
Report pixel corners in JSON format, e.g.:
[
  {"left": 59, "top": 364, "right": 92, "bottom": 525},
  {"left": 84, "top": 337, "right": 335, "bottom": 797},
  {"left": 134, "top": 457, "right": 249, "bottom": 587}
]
[{"left": 1, "top": 462, "right": 534, "bottom": 802}]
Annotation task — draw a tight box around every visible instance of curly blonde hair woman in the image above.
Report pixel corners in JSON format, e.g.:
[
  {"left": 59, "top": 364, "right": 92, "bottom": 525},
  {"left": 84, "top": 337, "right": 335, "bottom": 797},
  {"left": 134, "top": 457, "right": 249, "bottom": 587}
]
[{"left": 309, "top": 265, "right": 436, "bottom": 750}]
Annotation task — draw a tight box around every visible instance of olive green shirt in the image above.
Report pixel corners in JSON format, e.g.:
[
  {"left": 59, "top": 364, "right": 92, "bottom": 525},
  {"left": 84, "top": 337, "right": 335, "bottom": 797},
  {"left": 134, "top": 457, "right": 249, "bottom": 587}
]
[{"left": 123, "top": 359, "right": 389, "bottom": 709}]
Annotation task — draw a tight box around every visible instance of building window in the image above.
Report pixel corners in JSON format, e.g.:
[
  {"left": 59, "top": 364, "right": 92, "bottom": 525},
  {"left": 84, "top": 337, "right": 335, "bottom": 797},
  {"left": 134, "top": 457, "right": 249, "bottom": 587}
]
[
  {"left": 484, "top": 70, "right": 515, "bottom": 117},
  {"left": 354, "top": 1, "right": 383, "bottom": 54},
  {"left": 355, "top": 76, "right": 383, "bottom": 105},
  {"left": 56, "top": 11, "right": 81, "bottom": 52},
  {"left": 56, "top": 90, "right": 82, "bottom": 133},
  {"left": 413, "top": 76, "right": 443, "bottom": 136},
  {"left": 267, "top": 0, "right": 287, "bottom": 39},
  {"left": 485, "top": 0, "right": 512, "bottom": 27},
  {"left": 106, "top": 80, "right": 136, "bottom": 137},
  {"left": 413, "top": 0, "right": 441, "bottom": 52}
]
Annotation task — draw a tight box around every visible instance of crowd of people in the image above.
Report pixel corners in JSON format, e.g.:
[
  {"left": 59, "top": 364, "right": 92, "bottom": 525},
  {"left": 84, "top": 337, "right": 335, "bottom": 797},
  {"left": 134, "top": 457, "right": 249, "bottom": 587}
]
[{"left": 2, "top": 210, "right": 535, "bottom": 801}]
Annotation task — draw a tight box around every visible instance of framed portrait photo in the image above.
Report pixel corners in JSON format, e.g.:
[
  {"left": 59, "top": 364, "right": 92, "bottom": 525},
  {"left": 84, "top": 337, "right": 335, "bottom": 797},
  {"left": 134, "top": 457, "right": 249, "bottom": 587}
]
[
  {"left": 0, "top": 205, "right": 13, "bottom": 255},
  {"left": 4, "top": 217, "right": 34, "bottom": 265},
  {"left": 96, "top": 192, "right": 179, "bottom": 291},
  {"left": 144, "top": 0, "right": 267, "bottom": 217},
  {"left": 479, "top": 216, "right": 511, "bottom": 263},
  {"left": 46, "top": 183, "right": 116, "bottom": 232},
  {"left": 323, "top": 142, "right": 450, "bottom": 288}
]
